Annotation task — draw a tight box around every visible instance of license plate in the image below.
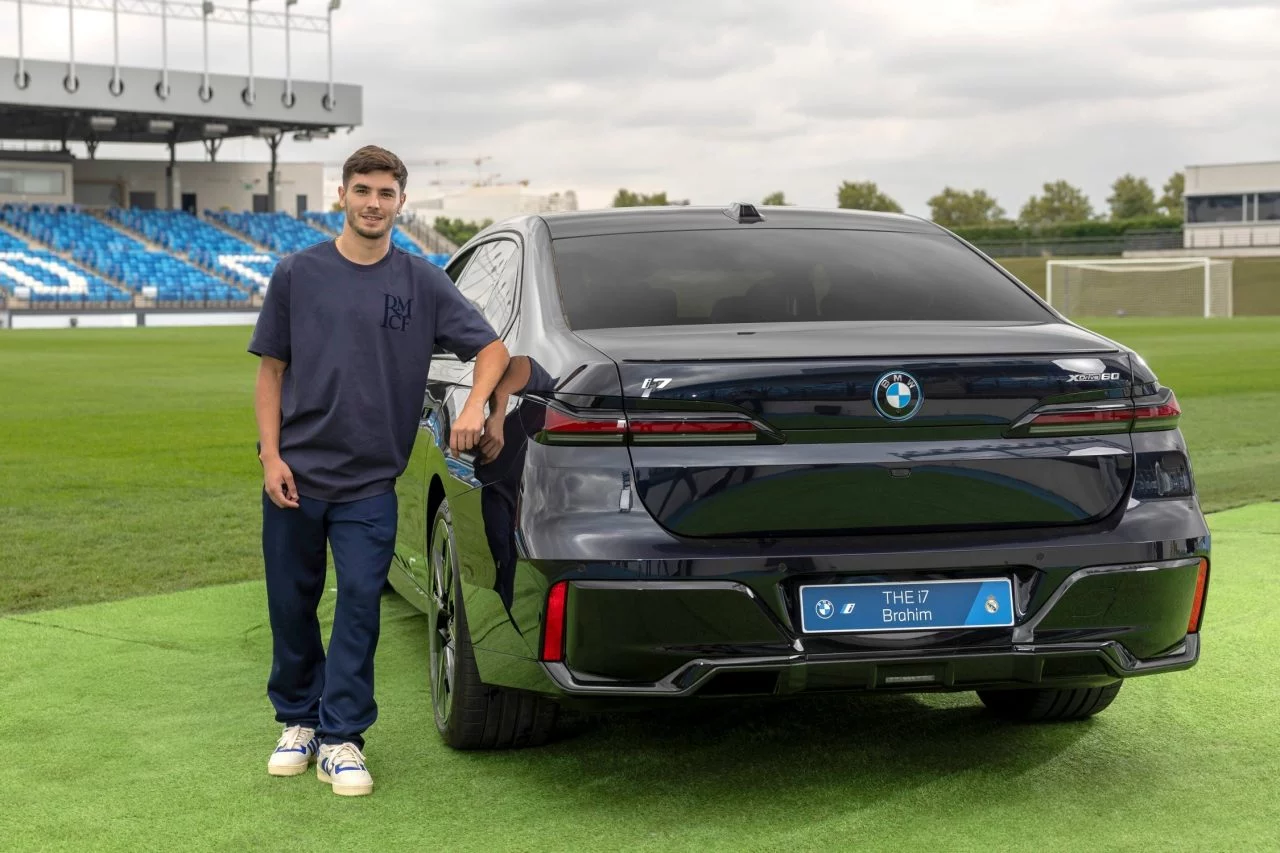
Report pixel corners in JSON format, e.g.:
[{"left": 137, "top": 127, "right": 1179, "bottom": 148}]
[{"left": 798, "top": 578, "right": 1014, "bottom": 634}]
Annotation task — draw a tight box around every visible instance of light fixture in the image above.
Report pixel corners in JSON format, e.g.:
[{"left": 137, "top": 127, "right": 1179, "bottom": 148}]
[
  {"left": 148, "top": 119, "right": 175, "bottom": 134},
  {"left": 328, "top": 0, "right": 341, "bottom": 9},
  {"left": 89, "top": 115, "right": 117, "bottom": 132},
  {"left": 203, "top": 122, "right": 229, "bottom": 136},
  {"left": 256, "top": 126, "right": 280, "bottom": 137}
]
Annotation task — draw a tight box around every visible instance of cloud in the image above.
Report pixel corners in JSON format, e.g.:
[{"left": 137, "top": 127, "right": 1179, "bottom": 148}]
[{"left": 6, "top": 0, "right": 1279, "bottom": 215}]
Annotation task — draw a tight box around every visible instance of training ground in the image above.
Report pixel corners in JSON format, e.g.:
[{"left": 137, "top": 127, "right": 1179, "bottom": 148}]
[{"left": 2, "top": 320, "right": 1279, "bottom": 852}]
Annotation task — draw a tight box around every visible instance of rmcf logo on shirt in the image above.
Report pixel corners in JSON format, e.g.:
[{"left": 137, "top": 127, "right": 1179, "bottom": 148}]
[{"left": 382, "top": 294, "right": 413, "bottom": 331}]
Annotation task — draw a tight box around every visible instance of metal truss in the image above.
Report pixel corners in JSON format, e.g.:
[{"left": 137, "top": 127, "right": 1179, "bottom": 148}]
[{"left": 4, "top": 0, "right": 332, "bottom": 34}]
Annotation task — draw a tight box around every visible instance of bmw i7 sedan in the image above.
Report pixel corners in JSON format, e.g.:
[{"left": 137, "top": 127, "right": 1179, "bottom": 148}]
[{"left": 388, "top": 203, "right": 1210, "bottom": 750}]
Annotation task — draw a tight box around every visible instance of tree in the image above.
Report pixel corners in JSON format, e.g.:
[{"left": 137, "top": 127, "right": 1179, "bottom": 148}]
[
  {"left": 1018, "top": 180, "right": 1093, "bottom": 226},
  {"left": 1107, "top": 173, "right": 1157, "bottom": 219},
  {"left": 433, "top": 216, "right": 492, "bottom": 247},
  {"left": 330, "top": 200, "right": 343, "bottom": 212},
  {"left": 1159, "top": 171, "right": 1185, "bottom": 218},
  {"left": 613, "top": 189, "right": 673, "bottom": 207},
  {"left": 761, "top": 191, "right": 789, "bottom": 206},
  {"left": 927, "top": 187, "right": 1006, "bottom": 228},
  {"left": 836, "top": 180, "right": 902, "bottom": 213}
]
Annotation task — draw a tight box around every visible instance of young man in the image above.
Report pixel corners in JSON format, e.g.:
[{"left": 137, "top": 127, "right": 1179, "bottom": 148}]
[{"left": 248, "top": 145, "right": 508, "bottom": 796}]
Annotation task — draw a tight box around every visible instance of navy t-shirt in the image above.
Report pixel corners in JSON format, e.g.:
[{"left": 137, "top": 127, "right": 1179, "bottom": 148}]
[{"left": 248, "top": 239, "right": 499, "bottom": 503}]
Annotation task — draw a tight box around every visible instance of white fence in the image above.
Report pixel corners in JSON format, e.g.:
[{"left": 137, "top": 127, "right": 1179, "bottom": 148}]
[{"left": 1, "top": 309, "right": 260, "bottom": 330}]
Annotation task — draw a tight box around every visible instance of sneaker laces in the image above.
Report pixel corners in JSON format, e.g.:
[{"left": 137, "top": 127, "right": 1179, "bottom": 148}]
[
  {"left": 329, "top": 742, "right": 366, "bottom": 770},
  {"left": 278, "top": 725, "right": 314, "bottom": 750}
]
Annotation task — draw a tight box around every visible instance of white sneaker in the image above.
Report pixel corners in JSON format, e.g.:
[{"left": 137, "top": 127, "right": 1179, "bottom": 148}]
[
  {"left": 317, "top": 742, "right": 373, "bottom": 796},
  {"left": 267, "top": 725, "right": 318, "bottom": 777}
]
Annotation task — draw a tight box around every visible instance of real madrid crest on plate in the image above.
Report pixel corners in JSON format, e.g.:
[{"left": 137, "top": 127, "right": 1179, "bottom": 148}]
[{"left": 874, "top": 371, "right": 923, "bottom": 422}]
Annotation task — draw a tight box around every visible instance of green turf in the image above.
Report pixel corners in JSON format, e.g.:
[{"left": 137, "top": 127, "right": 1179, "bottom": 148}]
[
  {"left": 2, "top": 322, "right": 1278, "bottom": 613},
  {"left": 1, "top": 502, "right": 1276, "bottom": 852},
  {"left": 0, "top": 328, "right": 265, "bottom": 614}
]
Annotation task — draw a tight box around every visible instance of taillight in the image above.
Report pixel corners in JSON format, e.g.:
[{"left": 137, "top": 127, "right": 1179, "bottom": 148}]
[
  {"left": 541, "top": 409, "right": 627, "bottom": 444},
  {"left": 541, "top": 581, "right": 569, "bottom": 662},
  {"left": 1188, "top": 558, "right": 1209, "bottom": 633},
  {"left": 1025, "top": 407, "right": 1135, "bottom": 433},
  {"left": 1131, "top": 397, "right": 1181, "bottom": 432},
  {"left": 537, "top": 406, "right": 764, "bottom": 445},
  {"left": 628, "top": 418, "right": 758, "bottom": 443},
  {"left": 1021, "top": 394, "right": 1180, "bottom": 436}
]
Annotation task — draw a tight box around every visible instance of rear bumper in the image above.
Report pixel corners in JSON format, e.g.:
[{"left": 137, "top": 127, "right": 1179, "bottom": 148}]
[
  {"left": 544, "top": 634, "right": 1199, "bottom": 698},
  {"left": 540, "top": 556, "right": 1207, "bottom": 698}
]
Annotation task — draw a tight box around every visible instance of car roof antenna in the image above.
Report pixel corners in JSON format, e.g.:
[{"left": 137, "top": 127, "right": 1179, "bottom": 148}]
[{"left": 724, "top": 202, "right": 765, "bottom": 224}]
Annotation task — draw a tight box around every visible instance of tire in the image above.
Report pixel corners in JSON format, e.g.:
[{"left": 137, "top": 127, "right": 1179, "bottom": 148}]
[
  {"left": 977, "top": 683, "right": 1122, "bottom": 722},
  {"left": 427, "top": 499, "right": 559, "bottom": 749}
]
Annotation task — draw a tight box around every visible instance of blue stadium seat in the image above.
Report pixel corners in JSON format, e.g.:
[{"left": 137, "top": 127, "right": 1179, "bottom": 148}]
[
  {"left": 1, "top": 204, "right": 254, "bottom": 303},
  {"left": 391, "top": 228, "right": 427, "bottom": 257},
  {"left": 304, "top": 211, "right": 345, "bottom": 235},
  {"left": 235, "top": 208, "right": 435, "bottom": 257},
  {"left": 0, "top": 204, "right": 440, "bottom": 305},
  {"left": 107, "top": 208, "right": 256, "bottom": 255},
  {"left": 207, "top": 211, "right": 333, "bottom": 255},
  {"left": 1, "top": 203, "right": 144, "bottom": 254},
  {"left": 0, "top": 243, "right": 132, "bottom": 303},
  {"left": 107, "top": 208, "right": 275, "bottom": 296},
  {"left": 0, "top": 230, "right": 28, "bottom": 251},
  {"left": 78, "top": 247, "right": 237, "bottom": 302}
]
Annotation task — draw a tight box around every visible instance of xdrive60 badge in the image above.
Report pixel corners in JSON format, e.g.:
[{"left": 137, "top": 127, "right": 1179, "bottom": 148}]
[{"left": 874, "top": 371, "right": 923, "bottom": 421}]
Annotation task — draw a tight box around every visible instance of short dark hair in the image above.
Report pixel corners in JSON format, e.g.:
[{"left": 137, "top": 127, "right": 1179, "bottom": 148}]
[{"left": 342, "top": 145, "right": 408, "bottom": 191}]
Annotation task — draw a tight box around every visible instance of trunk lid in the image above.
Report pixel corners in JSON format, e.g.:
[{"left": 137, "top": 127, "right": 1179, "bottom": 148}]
[{"left": 574, "top": 322, "right": 1137, "bottom": 538}]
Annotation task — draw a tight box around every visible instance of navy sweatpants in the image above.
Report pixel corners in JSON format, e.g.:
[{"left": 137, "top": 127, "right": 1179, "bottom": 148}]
[{"left": 261, "top": 489, "right": 397, "bottom": 748}]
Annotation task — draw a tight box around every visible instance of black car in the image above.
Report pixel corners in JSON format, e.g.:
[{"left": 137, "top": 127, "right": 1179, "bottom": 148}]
[{"left": 388, "top": 203, "right": 1210, "bottom": 749}]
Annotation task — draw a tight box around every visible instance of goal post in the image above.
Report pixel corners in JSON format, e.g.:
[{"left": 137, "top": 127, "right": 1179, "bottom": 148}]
[{"left": 1045, "top": 257, "right": 1233, "bottom": 319}]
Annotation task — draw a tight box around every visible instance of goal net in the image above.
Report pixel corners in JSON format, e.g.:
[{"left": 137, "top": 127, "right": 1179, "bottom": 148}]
[{"left": 1045, "top": 258, "right": 1233, "bottom": 318}]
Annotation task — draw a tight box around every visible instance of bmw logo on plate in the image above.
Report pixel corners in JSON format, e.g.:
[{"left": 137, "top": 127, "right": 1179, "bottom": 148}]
[
  {"left": 815, "top": 599, "right": 835, "bottom": 619},
  {"left": 874, "top": 371, "right": 923, "bottom": 421}
]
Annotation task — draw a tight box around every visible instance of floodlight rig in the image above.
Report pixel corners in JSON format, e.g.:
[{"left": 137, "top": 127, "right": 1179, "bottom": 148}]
[
  {"left": 8, "top": 1, "right": 338, "bottom": 112},
  {"left": 5, "top": 0, "right": 345, "bottom": 212}
]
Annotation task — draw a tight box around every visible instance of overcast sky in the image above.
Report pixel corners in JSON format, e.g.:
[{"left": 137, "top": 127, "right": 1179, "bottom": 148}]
[{"left": 3, "top": 0, "right": 1278, "bottom": 215}]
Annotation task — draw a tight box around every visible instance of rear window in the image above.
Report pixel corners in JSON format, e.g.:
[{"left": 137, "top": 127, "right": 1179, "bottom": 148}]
[{"left": 551, "top": 228, "right": 1052, "bottom": 329}]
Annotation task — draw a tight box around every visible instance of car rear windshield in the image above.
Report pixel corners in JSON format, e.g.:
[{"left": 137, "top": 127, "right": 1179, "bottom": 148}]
[{"left": 550, "top": 228, "right": 1052, "bottom": 329}]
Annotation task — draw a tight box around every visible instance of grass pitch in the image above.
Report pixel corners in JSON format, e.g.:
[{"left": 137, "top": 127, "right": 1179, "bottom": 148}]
[
  {"left": 1, "top": 502, "right": 1277, "bottom": 852},
  {"left": 0, "top": 319, "right": 1277, "bottom": 851},
  {"left": 1, "top": 320, "right": 1277, "bottom": 614}
]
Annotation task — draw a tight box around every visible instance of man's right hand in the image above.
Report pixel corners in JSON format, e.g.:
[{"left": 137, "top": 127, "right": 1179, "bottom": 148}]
[{"left": 262, "top": 454, "right": 300, "bottom": 509}]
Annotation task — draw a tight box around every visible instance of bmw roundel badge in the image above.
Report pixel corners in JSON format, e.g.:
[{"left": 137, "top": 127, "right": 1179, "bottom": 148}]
[{"left": 874, "top": 371, "right": 923, "bottom": 422}]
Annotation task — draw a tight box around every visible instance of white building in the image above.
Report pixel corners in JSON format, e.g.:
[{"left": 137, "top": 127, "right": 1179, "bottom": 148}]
[
  {"left": 405, "top": 184, "right": 578, "bottom": 225},
  {"left": 1183, "top": 160, "right": 1280, "bottom": 253}
]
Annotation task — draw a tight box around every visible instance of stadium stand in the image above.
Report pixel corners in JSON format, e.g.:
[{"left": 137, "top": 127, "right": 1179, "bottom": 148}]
[
  {"left": 0, "top": 203, "right": 450, "bottom": 311},
  {"left": 1, "top": 204, "right": 247, "bottom": 303},
  {"left": 80, "top": 247, "right": 247, "bottom": 303},
  {"left": 208, "top": 211, "right": 333, "bottom": 255},
  {"left": 304, "top": 210, "right": 345, "bottom": 235},
  {"left": 0, "top": 224, "right": 133, "bottom": 305},
  {"left": 106, "top": 208, "right": 276, "bottom": 296}
]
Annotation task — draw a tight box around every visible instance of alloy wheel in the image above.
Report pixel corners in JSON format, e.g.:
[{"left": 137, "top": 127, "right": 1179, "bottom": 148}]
[{"left": 428, "top": 512, "right": 457, "bottom": 728}]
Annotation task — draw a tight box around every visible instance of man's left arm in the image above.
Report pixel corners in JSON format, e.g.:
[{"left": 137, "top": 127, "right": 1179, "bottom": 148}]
[{"left": 450, "top": 339, "right": 509, "bottom": 456}]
